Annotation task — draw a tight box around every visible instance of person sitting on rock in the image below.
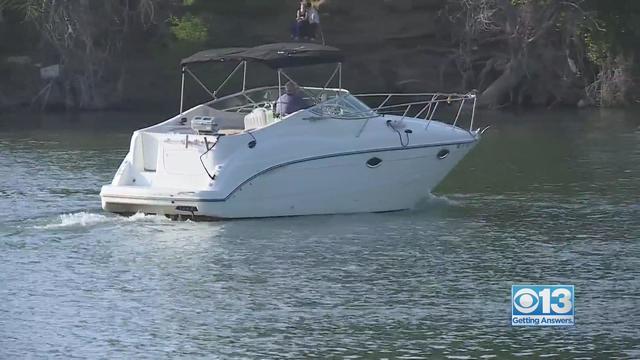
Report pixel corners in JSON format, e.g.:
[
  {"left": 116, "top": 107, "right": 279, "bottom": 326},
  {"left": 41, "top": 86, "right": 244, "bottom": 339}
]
[
  {"left": 307, "top": 3, "right": 321, "bottom": 41},
  {"left": 292, "top": 1, "right": 309, "bottom": 41}
]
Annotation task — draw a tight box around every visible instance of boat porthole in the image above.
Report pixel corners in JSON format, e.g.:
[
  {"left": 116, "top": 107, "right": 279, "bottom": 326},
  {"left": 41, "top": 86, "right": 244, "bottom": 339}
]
[
  {"left": 437, "top": 149, "right": 450, "bottom": 160},
  {"left": 366, "top": 157, "right": 383, "bottom": 168}
]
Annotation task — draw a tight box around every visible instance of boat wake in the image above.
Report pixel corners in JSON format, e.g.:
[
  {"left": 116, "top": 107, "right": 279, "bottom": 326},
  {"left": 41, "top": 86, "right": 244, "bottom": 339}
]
[
  {"left": 37, "top": 211, "right": 169, "bottom": 229},
  {"left": 34, "top": 194, "right": 469, "bottom": 230},
  {"left": 415, "top": 193, "right": 466, "bottom": 209}
]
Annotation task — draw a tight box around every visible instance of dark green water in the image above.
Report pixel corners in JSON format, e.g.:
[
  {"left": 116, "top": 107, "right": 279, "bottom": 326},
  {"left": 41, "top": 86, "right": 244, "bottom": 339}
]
[{"left": 0, "top": 109, "right": 639, "bottom": 358}]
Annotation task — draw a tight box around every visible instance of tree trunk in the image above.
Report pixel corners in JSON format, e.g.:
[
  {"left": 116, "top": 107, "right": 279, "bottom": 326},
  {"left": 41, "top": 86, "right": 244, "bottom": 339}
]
[{"left": 478, "top": 58, "right": 525, "bottom": 108}]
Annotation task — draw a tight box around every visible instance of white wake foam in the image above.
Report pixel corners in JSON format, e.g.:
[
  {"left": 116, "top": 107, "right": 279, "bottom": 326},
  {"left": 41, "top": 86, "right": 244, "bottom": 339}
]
[
  {"left": 56, "top": 212, "right": 111, "bottom": 227},
  {"left": 417, "top": 193, "right": 466, "bottom": 208},
  {"left": 38, "top": 211, "right": 169, "bottom": 229}
]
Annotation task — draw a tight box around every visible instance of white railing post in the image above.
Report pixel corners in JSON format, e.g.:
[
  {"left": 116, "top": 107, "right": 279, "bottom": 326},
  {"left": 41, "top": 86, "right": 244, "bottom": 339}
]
[
  {"left": 415, "top": 94, "right": 433, "bottom": 119},
  {"left": 213, "top": 62, "right": 243, "bottom": 97},
  {"left": 401, "top": 104, "right": 412, "bottom": 121},
  {"left": 277, "top": 69, "right": 282, "bottom": 99},
  {"left": 179, "top": 66, "right": 186, "bottom": 114},
  {"left": 242, "top": 61, "right": 247, "bottom": 92},
  {"left": 451, "top": 98, "right": 465, "bottom": 129},
  {"left": 470, "top": 94, "right": 477, "bottom": 132},
  {"left": 322, "top": 64, "right": 341, "bottom": 91},
  {"left": 378, "top": 94, "right": 392, "bottom": 110},
  {"left": 425, "top": 96, "right": 440, "bottom": 131},
  {"left": 185, "top": 67, "right": 215, "bottom": 98},
  {"left": 426, "top": 94, "right": 438, "bottom": 120}
]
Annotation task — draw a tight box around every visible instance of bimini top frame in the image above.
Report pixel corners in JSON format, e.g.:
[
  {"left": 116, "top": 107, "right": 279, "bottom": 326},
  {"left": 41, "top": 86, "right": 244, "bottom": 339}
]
[{"left": 179, "top": 43, "right": 345, "bottom": 114}]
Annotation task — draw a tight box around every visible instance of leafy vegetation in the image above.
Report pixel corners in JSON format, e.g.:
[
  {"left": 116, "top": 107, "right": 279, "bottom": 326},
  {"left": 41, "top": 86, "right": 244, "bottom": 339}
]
[
  {"left": 444, "top": 0, "right": 640, "bottom": 107},
  {"left": 169, "top": 14, "right": 208, "bottom": 42},
  {"left": 0, "top": 0, "right": 638, "bottom": 109}
]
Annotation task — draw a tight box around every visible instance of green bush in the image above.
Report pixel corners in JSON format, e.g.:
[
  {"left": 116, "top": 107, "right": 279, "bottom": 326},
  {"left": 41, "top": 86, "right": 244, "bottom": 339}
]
[{"left": 169, "top": 14, "right": 208, "bottom": 42}]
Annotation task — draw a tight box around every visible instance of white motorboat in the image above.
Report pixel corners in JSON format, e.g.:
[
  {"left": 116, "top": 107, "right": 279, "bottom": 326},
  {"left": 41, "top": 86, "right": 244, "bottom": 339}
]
[{"left": 100, "top": 43, "right": 484, "bottom": 219}]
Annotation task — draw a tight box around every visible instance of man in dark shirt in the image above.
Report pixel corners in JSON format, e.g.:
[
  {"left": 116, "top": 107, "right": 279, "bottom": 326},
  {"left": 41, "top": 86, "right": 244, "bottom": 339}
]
[{"left": 275, "top": 81, "right": 309, "bottom": 116}]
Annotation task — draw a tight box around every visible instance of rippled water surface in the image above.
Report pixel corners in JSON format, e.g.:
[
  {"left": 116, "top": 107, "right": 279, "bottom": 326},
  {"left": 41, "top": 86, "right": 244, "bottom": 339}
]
[{"left": 1, "top": 110, "right": 639, "bottom": 358}]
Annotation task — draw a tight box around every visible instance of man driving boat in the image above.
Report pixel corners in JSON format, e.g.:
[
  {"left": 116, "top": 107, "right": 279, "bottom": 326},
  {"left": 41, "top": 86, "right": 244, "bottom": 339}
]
[{"left": 275, "top": 81, "right": 311, "bottom": 116}]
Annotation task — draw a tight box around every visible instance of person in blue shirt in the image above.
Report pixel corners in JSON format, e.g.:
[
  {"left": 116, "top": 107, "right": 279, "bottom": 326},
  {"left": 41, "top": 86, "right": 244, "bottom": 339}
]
[{"left": 275, "top": 81, "right": 310, "bottom": 116}]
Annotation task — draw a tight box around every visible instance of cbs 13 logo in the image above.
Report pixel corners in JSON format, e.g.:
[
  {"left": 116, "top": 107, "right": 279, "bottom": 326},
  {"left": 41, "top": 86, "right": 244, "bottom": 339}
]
[{"left": 512, "top": 285, "right": 574, "bottom": 316}]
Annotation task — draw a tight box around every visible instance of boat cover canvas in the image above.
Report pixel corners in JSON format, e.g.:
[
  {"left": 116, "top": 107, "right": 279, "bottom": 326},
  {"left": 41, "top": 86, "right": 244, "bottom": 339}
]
[{"left": 180, "top": 43, "right": 344, "bottom": 68}]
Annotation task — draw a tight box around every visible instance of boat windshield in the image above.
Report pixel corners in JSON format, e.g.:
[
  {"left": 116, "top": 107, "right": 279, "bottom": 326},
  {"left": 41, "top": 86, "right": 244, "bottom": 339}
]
[
  {"left": 307, "top": 91, "right": 376, "bottom": 119},
  {"left": 208, "top": 86, "right": 376, "bottom": 119}
]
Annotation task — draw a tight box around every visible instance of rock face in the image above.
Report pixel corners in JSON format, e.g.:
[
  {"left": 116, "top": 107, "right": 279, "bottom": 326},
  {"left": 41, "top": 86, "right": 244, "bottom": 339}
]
[
  {"left": 318, "top": 0, "right": 450, "bottom": 93},
  {"left": 3, "top": 1, "right": 450, "bottom": 111},
  {"left": 1, "top": 0, "right": 597, "bottom": 111},
  {"left": 207, "top": 0, "right": 458, "bottom": 95},
  {"left": 126, "top": 0, "right": 465, "bottom": 112},
  {"left": 0, "top": 57, "right": 40, "bottom": 110},
  {"left": 231, "top": 0, "right": 600, "bottom": 108}
]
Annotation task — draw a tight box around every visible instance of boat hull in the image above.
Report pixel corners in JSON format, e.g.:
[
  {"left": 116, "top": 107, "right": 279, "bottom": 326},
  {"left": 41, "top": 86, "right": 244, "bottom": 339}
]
[{"left": 101, "top": 140, "right": 476, "bottom": 219}]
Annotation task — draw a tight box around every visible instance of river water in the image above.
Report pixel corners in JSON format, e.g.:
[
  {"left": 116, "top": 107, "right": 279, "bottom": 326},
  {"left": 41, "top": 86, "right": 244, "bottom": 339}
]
[{"left": 1, "top": 109, "right": 639, "bottom": 358}]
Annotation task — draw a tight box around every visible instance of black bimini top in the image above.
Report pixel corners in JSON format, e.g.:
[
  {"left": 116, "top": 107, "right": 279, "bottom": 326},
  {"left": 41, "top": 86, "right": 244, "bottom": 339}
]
[{"left": 180, "top": 43, "right": 344, "bottom": 68}]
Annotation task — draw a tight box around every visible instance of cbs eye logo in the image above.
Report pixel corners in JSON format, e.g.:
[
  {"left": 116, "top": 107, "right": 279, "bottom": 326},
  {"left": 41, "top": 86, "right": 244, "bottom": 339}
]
[
  {"left": 513, "top": 288, "right": 540, "bottom": 314},
  {"left": 512, "top": 285, "right": 574, "bottom": 318}
]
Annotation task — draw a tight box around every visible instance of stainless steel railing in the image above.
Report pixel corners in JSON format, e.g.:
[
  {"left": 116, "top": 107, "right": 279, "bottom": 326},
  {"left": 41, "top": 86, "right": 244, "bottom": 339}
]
[
  {"left": 207, "top": 87, "right": 478, "bottom": 133},
  {"left": 354, "top": 92, "right": 477, "bottom": 132}
]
